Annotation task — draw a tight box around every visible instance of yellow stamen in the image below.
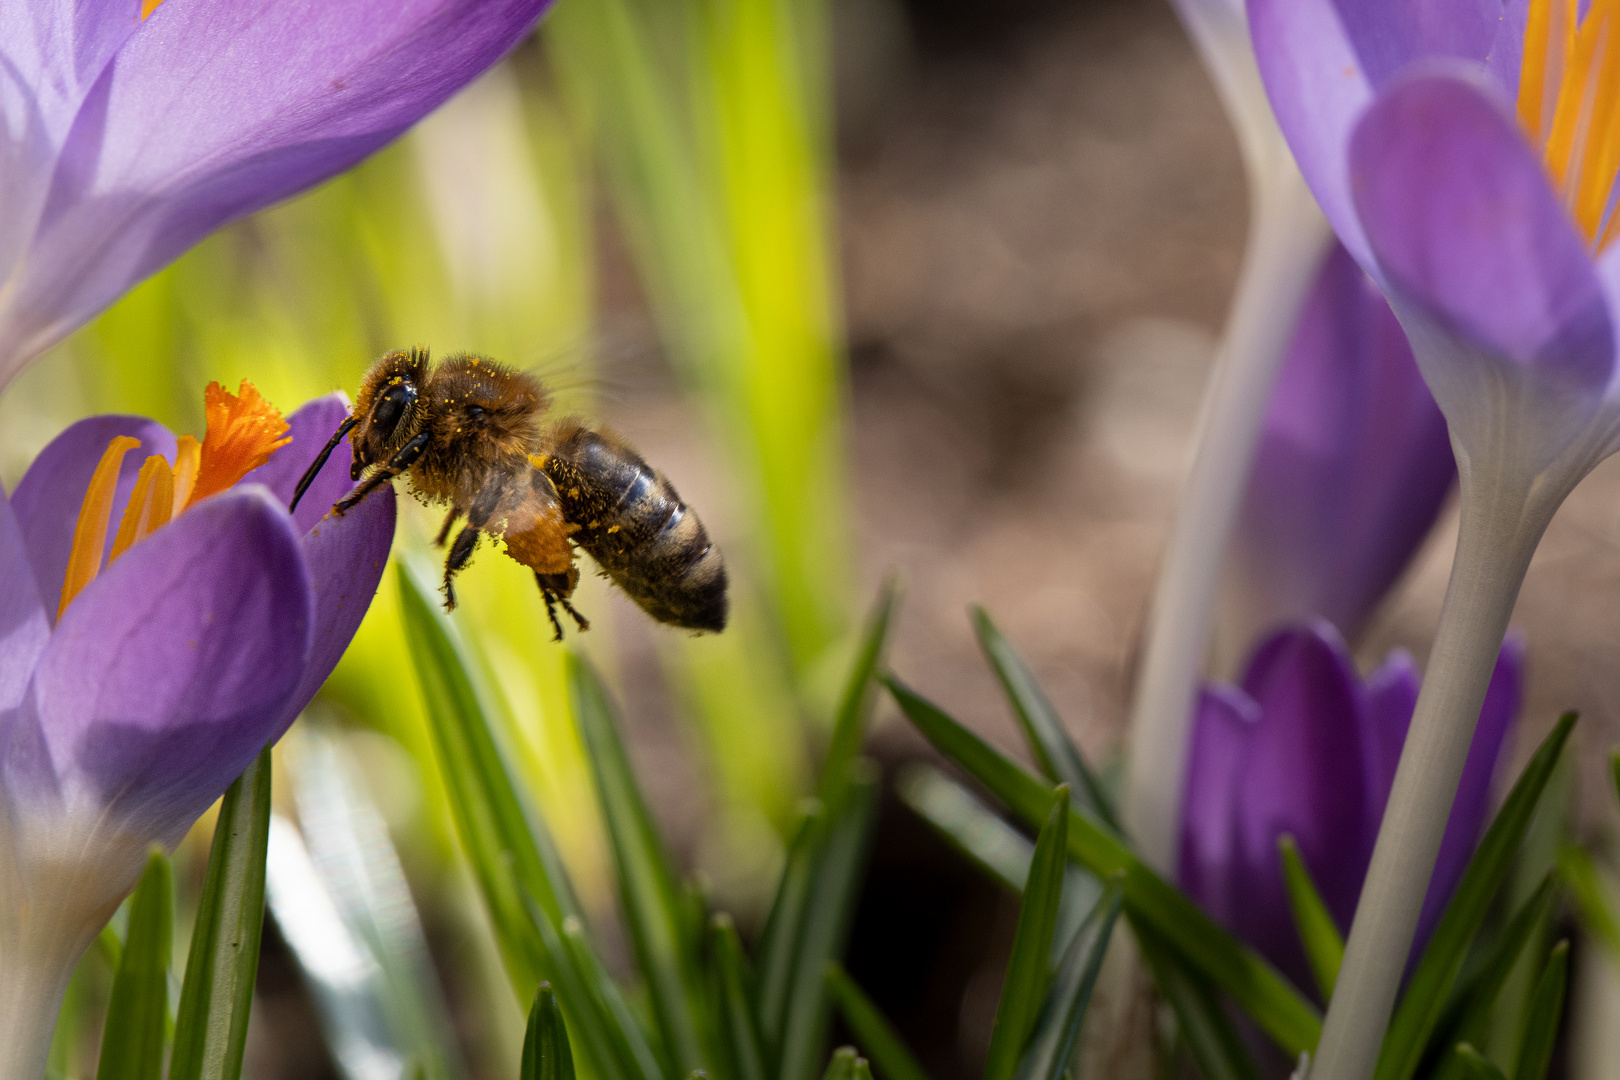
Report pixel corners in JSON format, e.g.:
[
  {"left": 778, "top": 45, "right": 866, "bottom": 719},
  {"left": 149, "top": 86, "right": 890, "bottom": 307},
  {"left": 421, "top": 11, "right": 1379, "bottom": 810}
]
[
  {"left": 109, "top": 455, "right": 175, "bottom": 562},
  {"left": 59, "top": 436, "right": 140, "bottom": 619},
  {"left": 140, "top": 0, "right": 165, "bottom": 19},
  {"left": 170, "top": 435, "right": 201, "bottom": 518},
  {"left": 1521, "top": 0, "right": 1620, "bottom": 247},
  {"left": 186, "top": 381, "right": 292, "bottom": 508}
]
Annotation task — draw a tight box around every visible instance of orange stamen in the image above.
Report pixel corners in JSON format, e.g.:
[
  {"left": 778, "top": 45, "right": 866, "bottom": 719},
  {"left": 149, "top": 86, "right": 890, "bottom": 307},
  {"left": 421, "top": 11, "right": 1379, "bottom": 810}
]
[
  {"left": 1521, "top": 0, "right": 1620, "bottom": 248},
  {"left": 140, "top": 0, "right": 165, "bottom": 19},
  {"left": 170, "top": 435, "right": 201, "bottom": 518},
  {"left": 186, "top": 381, "right": 291, "bottom": 508},
  {"left": 109, "top": 455, "right": 175, "bottom": 562},
  {"left": 59, "top": 436, "right": 140, "bottom": 619}
]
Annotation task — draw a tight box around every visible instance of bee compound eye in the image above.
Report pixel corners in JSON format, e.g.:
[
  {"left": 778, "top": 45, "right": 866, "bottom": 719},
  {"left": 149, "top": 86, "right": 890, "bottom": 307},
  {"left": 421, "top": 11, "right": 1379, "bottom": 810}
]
[
  {"left": 371, "top": 382, "right": 416, "bottom": 439},
  {"left": 467, "top": 404, "right": 487, "bottom": 420}
]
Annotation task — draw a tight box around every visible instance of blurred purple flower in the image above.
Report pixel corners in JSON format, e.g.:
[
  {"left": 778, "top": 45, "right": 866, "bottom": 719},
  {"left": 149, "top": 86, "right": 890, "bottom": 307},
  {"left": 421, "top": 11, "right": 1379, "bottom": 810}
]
[
  {"left": 1230, "top": 242, "right": 1455, "bottom": 643},
  {"left": 0, "top": 0, "right": 551, "bottom": 388},
  {"left": 0, "top": 394, "right": 393, "bottom": 1074},
  {"left": 1179, "top": 622, "right": 1521, "bottom": 996}
]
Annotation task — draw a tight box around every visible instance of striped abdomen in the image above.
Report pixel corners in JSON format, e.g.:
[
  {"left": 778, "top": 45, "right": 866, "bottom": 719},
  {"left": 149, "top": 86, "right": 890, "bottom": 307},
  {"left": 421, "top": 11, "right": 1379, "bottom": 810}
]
[{"left": 540, "top": 425, "right": 728, "bottom": 632}]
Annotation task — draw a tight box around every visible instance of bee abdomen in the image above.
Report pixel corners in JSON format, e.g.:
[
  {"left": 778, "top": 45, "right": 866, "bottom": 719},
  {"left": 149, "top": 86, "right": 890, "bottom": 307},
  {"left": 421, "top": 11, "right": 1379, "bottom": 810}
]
[{"left": 543, "top": 427, "right": 728, "bottom": 632}]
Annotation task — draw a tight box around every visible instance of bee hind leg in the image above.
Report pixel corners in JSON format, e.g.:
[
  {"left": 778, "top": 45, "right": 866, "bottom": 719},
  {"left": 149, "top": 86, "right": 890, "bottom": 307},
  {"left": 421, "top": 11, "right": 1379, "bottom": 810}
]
[
  {"left": 442, "top": 525, "right": 480, "bottom": 611},
  {"left": 534, "top": 570, "right": 589, "bottom": 641}
]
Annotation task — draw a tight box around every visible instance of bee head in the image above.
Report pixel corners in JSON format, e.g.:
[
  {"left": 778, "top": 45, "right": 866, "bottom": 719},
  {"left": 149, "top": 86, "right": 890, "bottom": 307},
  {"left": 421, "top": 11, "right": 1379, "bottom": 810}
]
[{"left": 351, "top": 349, "right": 428, "bottom": 479}]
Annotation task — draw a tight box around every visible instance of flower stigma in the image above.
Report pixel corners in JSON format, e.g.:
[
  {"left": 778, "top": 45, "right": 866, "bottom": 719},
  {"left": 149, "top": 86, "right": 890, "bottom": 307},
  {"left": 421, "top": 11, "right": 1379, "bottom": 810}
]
[
  {"left": 57, "top": 381, "right": 292, "bottom": 614},
  {"left": 1519, "top": 0, "right": 1620, "bottom": 248}
]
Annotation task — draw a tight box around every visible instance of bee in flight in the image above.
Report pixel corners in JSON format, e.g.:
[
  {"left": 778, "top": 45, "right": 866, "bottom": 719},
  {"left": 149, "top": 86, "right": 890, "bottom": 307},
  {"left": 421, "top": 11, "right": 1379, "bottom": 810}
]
[{"left": 291, "top": 348, "right": 728, "bottom": 640}]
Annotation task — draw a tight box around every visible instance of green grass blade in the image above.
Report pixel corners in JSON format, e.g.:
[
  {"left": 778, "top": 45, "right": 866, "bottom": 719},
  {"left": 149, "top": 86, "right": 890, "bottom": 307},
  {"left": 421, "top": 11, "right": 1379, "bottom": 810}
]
[
  {"left": 985, "top": 786, "right": 1070, "bottom": 1080},
  {"left": 779, "top": 771, "right": 879, "bottom": 1080},
  {"left": 569, "top": 654, "right": 709, "bottom": 1075},
  {"left": 823, "top": 962, "right": 931, "bottom": 1080},
  {"left": 883, "top": 674, "right": 1321, "bottom": 1056},
  {"left": 818, "top": 579, "right": 898, "bottom": 813},
  {"left": 1454, "top": 1045, "right": 1509, "bottom": 1080},
  {"left": 559, "top": 913, "right": 671, "bottom": 1080},
  {"left": 1428, "top": 875, "right": 1558, "bottom": 1080},
  {"left": 971, "top": 606, "right": 1117, "bottom": 829},
  {"left": 171, "top": 747, "right": 271, "bottom": 1080},
  {"left": 820, "top": 1048, "right": 859, "bottom": 1080},
  {"left": 524, "top": 984, "right": 579, "bottom": 1080},
  {"left": 1135, "top": 921, "right": 1264, "bottom": 1080},
  {"left": 1557, "top": 845, "right": 1620, "bottom": 963},
  {"left": 1278, "top": 834, "right": 1344, "bottom": 1001},
  {"left": 714, "top": 915, "right": 770, "bottom": 1080},
  {"left": 758, "top": 801, "right": 826, "bottom": 1050},
  {"left": 1374, "top": 712, "right": 1576, "bottom": 1080},
  {"left": 96, "top": 851, "right": 171, "bottom": 1080},
  {"left": 1511, "top": 941, "right": 1568, "bottom": 1080},
  {"left": 1015, "top": 881, "right": 1124, "bottom": 1080},
  {"left": 852, "top": 1058, "right": 874, "bottom": 1080}
]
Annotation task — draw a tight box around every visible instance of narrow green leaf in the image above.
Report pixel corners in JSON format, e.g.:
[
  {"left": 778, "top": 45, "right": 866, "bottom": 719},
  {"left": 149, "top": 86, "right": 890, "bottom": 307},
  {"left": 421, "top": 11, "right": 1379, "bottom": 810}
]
[
  {"left": 171, "top": 747, "right": 272, "bottom": 1080},
  {"left": 824, "top": 962, "right": 931, "bottom": 1080},
  {"left": 758, "top": 800, "right": 827, "bottom": 1050},
  {"left": 524, "top": 984, "right": 579, "bottom": 1080},
  {"left": 1454, "top": 1045, "right": 1509, "bottom": 1080},
  {"left": 1374, "top": 712, "right": 1576, "bottom": 1080},
  {"left": 883, "top": 674, "right": 1321, "bottom": 1056},
  {"left": 820, "top": 1048, "right": 859, "bottom": 1080},
  {"left": 1428, "top": 875, "right": 1558, "bottom": 1080},
  {"left": 95, "top": 923, "right": 123, "bottom": 973},
  {"left": 399, "top": 563, "right": 650, "bottom": 1080},
  {"left": 1278, "top": 834, "right": 1345, "bottom": 1001},
  {"left": 1511, "top": 941, "right": 1568, "bottom": 1080},
  {"left": 852, "top": 1057, "right": 874, "bottom": 1080},
  {"left": 713, "top": 915, "right": 769, "bottom": 1080},
  {"left": 554, "top": 907, "right": 670, "bottom": 1080},
  {"left": 779, "top": 771, "right": 879, "bottom": 1080},
  {"left": 985, "top": 786, "right": 1070, "bottom": 1080},
  {"left": 1135, "top": 921, "right": 1264, "bottom": 1080},
  {"left": 1015, "top": 881, "right": 1124, "bottom": 1080},
  {"left": 972, "top": 606, "right": 1118, "bottom": 829},
  {"left": 569, "top": 654, "right": 709, "bottom": 1075},
  {"left": 1557, "top": 845, "right": 1620, "bottom": 963},
  {"left": 819, "top": 579, "right": 898, "bottom": 813},
  {"left": 96, "top": 851, "right": 171, "bottom": 1080}
]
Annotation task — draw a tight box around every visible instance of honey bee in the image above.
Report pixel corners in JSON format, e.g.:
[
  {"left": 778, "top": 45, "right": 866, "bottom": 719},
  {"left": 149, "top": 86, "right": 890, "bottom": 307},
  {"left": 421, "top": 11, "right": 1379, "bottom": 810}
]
[{"left": 291, "top": 348, "right": 728, "bottom": 639}]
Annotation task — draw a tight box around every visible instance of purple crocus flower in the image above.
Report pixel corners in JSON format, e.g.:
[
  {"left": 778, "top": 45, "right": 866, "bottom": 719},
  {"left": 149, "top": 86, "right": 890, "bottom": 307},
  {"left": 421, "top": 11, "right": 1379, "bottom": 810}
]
[
  {"left": 1228, "top": 242, "right": 1455, "bottom": 645},
  {"left": 0, "top": 0, "right": 551, "bottom": 389},
  {"left": 1179, "top": 622, "right": 1521, "bottom": 998},
  {"left": 0, "top": 391, "right": 394, "bottom": 1077}
]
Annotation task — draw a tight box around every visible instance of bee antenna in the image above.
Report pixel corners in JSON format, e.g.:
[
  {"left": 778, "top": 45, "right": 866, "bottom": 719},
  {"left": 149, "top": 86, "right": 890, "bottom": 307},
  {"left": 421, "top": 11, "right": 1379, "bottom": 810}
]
[{"left": 289, "top": 415, "right": 360, "bottom": 513}]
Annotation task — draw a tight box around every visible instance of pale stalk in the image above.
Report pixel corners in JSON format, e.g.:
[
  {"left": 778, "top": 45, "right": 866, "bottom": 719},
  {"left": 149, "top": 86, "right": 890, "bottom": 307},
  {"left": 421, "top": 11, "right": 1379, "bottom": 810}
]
[
  {"left": 1309, "top": 463, "right": 1564, "bottom": 1080},
  {"left": 1121, "top": 161, "right": 1331, "bottom": 873},
  {"left": 0, "top": 958, "right": 73, "bottom": 1080}
]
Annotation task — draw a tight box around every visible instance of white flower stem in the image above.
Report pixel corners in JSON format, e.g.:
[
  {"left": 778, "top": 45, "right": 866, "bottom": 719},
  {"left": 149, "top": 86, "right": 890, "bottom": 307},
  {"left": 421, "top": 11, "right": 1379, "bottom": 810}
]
[
  {"left": 1122, "top": 159, "right": 1331, "bottom": 873},
  {"left": 1309, "top": 466, "right": 1559, "bottom": 1080},
  {"left": 0, "top": 941, "right": 78, "bottom": 1080}
]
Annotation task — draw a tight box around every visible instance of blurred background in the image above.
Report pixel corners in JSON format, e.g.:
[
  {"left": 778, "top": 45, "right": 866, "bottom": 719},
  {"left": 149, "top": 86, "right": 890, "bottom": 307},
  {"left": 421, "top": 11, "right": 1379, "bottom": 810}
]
[{"left": 14, "top": 0, "right": 1620, "bottom": 1076}]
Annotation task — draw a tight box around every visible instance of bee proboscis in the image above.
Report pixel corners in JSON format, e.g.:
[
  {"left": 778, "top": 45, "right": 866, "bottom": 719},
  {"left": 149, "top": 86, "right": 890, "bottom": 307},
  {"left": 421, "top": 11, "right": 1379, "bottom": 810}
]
[{"left": 292, "top": 348, "right": 728, "bottom": 639}]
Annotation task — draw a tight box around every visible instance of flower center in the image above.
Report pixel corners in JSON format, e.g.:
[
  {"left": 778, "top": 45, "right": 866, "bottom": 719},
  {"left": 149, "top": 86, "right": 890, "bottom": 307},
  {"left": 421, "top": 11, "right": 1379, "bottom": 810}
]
[
  {"left": 1519, "top": 0, "right": 1620, "bottom": 249},
  {"left": 56, "top": 381, "right": 291, "bottom": 616}
]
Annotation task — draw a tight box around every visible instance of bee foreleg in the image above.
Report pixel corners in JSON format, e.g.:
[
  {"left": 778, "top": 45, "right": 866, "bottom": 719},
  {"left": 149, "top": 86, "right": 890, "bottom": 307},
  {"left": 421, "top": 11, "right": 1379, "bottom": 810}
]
[
  {"left": 442, "top": 525, "right": 481, "bottom": 611},
  {"left": 334, "top": 430, "right": 432, "bottom": 517},
  {"left": 435, "top": 508, "right": 462, "bottom": 547}
]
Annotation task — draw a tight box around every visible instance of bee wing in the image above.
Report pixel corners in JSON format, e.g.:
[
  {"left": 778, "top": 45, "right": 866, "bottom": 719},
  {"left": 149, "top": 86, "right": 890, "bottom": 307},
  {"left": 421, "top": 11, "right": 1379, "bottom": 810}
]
[{"left": 484, "top": 465, "right": 574, "bottom": 576}]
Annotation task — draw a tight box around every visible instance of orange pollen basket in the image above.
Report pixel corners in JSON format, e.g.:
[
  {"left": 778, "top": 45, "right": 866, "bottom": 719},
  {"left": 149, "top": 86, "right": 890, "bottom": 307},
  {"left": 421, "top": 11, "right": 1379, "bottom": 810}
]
[
  {"left": 1519, "top": 0, "right": 1620, "bottom": 250},
  {"left": 56, "top": 381, "right": 291, "bottom": 616}
]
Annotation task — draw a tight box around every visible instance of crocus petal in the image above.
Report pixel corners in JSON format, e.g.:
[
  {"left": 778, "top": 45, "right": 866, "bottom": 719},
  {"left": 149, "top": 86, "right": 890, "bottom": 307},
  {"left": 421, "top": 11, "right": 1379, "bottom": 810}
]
[
  {"left": 1414, "top": 633, "right": 1523, "bottom": 947},
  {"left": 0, "top": 0, "right": 551, "bottom": 383},
  {"left": 1234, "top": 243, "right": 1454, "bottom": 639},
  {"left": 243, "top": 392, "right": 356, "bottom": 534},
  {"left": 1232, "top": 623, "right": 1371, "bottom": 984},
  {"left": 29, "top": 487, "right": 311, "bottom": 846},
  {"left": 1179, "top": 684, "right": 1257, "bottom": 933},
  {"left": 1351, "top": 74, "right": 1613, "bottom": 395},
  {"left": 277, "top": 484, "right": 395, "bottom": 742},
  {"left": 1325, "top": 0, "right": 1501, "bottom": 87},
  {"left": 9, "top": 415, "right": 176, "bottom": 620},
  {"left": 0, "top": 493, "right": 48, "bottom": 716},
  {"left": 1362, "top": 648, "right": 1420, "bottom": 821}
]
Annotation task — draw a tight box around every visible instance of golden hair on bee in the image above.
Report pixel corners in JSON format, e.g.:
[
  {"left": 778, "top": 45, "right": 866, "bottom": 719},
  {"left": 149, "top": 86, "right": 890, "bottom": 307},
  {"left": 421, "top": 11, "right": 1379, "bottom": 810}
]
[{"left": 292, "top": 347, "right": 728, "bottom": 640}]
